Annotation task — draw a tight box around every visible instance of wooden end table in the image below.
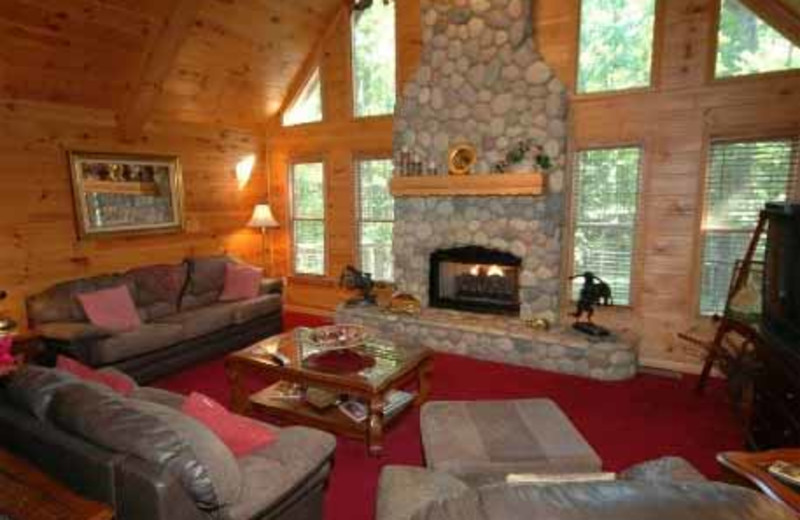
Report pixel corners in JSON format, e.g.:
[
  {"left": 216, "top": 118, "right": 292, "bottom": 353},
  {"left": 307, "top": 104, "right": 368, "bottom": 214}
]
[
  {"left": 718, "top": 449, "right": 800, "bottom": 514},
  {"left": 0, "top": 449, "right": 113, "bottom": 520},
  {"left": 226, "top": 331, "right": 433, "bottom": 456}
]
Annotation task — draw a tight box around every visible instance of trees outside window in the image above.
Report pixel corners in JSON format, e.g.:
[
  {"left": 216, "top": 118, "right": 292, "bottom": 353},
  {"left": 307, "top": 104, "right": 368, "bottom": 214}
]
[
  {"left": 352, "top": 1, "right": 396, "bottom": 117},
  {"left": 572, "top": 147, "right": 642, "bottom": 305},
  {"left": 700, "top": 139, "right": 797, "bottom": 315},
  {"left": 282, "top": 67, "right": 322, "bottom": 126},
  {"left": 291, "top": 162, "right": 325, "bottom": 275},
  {"left": 716, "top": 0, "right": 800, "bottom": 78},
  {"left": 577, "top": 0, "right": 656, "bottom": 94},
  {"left": 357, "top": 158, "right": 394, "bottom": 281}
]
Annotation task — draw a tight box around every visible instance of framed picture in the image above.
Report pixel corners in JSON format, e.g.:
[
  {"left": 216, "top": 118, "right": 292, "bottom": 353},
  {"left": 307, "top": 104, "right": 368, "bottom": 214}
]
[{"left": 68, "top": 151, "right": 184, "bottom": 239}]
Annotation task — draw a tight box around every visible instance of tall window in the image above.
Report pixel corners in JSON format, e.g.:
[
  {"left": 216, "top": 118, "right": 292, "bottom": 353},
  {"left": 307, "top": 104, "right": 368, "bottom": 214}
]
[
  {"left": 352, "top": 0, "right": 396, "bottom": 117},
  {"left": 282, "top": 67, "right": 322, "bottom": 126},
  {"left": 572, "top": 147, "right": 642, "bottom": 305},
  {"left": 700, "top": 139, "right": 797, "bottom": 315},
  {"left": 291, "top": 162, "right": 325, "bottom": 275},
  {"left": 357, "top": 158, "right": 394, "bottom": 281},
  {"left": 577, "top": 0, "right": 656, "bottom": 94},
  {"left": 716, "top": 0, "right": 800, "bottom": 78}
]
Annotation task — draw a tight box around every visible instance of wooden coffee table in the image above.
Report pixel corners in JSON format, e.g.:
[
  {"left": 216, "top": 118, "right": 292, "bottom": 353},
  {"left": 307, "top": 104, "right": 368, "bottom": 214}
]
[
  {"left": 225, "top": 331, "right": 433, "bottom": 456},
  {"left": 718, "top": 449, "right": 800, "bottom": 514}
]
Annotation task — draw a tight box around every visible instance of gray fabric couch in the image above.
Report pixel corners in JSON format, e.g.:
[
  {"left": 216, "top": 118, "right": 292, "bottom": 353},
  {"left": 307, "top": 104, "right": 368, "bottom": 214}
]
[
  {"left": 0, "top": 365, "right": 336, "bottom": 520},
  {"left": 376, "top": 458, "right": 795, "bottom": 520},
  {"left": 27, "top": 255, "right": 283, "bottom": 383}
]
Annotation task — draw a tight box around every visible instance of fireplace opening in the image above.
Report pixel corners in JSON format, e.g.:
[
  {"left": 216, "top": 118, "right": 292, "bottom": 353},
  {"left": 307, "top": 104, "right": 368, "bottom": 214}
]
[{"left": 429, "top": 246, "right": 521, "bottom": 315}]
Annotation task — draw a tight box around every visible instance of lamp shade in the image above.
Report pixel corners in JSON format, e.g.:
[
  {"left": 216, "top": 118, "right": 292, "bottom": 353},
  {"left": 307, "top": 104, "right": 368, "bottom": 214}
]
[{"left": 248, "top": 203, "right": 279, "bottom": 229}]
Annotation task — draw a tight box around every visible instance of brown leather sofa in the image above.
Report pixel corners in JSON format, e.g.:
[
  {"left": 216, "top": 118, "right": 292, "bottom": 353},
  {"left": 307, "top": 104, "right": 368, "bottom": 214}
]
[
  {"left": 0, "top": 365, "right": 336, "bottom": 520},
  {"left": 376, "top": 458, "right": 796, "bottom": 520},
  {"left": 26, "top": 255, "right": 283, "bottom": 383}
]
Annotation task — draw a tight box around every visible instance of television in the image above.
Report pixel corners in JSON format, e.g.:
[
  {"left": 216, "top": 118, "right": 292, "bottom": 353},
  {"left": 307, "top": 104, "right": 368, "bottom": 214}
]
[{"left": 762, "top": 202, "right": 800, "bottom": 349}]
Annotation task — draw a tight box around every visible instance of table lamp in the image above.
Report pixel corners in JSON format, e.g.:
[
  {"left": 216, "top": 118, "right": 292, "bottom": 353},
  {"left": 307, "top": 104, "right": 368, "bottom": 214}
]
[{"left": 248, "top": 203, "right": 279, "bottom": 274}]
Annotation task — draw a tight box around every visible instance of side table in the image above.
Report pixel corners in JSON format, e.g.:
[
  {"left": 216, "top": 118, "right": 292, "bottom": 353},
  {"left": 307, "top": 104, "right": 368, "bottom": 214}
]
[{"left": 718, "top": 449, "right": 800, "bottom": 514}]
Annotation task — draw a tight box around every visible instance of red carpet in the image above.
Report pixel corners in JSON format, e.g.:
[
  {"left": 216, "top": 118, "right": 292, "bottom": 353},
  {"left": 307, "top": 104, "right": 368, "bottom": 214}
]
[{"left": 154, "top": 312, "right": 743, "bottom": 520}]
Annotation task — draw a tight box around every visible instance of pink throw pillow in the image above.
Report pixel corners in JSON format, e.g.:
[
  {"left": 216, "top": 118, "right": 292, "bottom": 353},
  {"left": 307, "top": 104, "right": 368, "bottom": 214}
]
[
  {"left": 57, "top": 356, "right": 136, "bottom": 396},
  {"left": 77, "top": 285, "right": 141, "bottom": 332},
  {"left": 219, "top": 263, "right": 262, "bottom": 302},
  {"left": 182, "top": 392, "right": 276, "bottom": 457}
]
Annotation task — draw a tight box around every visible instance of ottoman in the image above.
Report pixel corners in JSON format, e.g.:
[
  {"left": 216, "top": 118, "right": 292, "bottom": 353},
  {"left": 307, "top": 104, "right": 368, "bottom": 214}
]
[{"left": 420, "top": 399, "right": 601, "bottom": 482}]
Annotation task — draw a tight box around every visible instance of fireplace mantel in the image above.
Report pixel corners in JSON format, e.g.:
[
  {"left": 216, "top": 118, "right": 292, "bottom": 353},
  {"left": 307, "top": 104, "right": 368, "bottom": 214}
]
[{"left": 389, "top": 172, "right": 544, "bottom": 197}]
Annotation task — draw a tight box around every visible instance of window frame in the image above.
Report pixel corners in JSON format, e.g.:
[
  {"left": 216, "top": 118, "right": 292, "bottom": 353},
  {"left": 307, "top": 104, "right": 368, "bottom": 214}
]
[
  {"left": 708, "top": 0, "right": 800, "bottom": 85},
  {"left": 350, "top": 0, "right": 399, "bottom": 119},
  {"left": 567, "top": 143, "right": 647, "bottom": 309},
  {"left": 281, "top": 66, "right": 324, "bottom": 128},
  {"left": 289, "top": 158, "right": 328, "bottom": 277},
  {"left": 694, "top": 132, "right": 800, "bottom": 316},
  {"left": 354, "top": 153, "right": 395, "bottom": 282},
  {"left": 573, "top": 0, "right": 664, "bottom": 98}
]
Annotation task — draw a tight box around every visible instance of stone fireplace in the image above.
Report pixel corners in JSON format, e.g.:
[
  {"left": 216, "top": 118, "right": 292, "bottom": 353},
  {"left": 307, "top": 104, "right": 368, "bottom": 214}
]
[
  {"left": 391, "top": 0, "right": 567, "bottom": 323},
  {"left": 429, "top": 245, "right": 521, "bottom": 316}
]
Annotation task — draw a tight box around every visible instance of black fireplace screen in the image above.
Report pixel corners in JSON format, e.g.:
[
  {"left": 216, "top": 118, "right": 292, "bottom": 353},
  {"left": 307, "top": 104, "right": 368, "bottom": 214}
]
[{"left": 429, "top": 246, "right": 521, "bottom": 315}]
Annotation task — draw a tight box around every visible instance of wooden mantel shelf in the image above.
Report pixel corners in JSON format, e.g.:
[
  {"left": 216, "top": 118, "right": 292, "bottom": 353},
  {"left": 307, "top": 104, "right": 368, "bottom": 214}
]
[{"left": 389, "top": 173, "right": 544, "bottom": 197}]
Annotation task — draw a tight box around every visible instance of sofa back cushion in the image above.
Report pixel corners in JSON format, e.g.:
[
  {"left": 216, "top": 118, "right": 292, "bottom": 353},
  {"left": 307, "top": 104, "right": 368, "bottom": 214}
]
[
  {"left": 27, "top": 274, "right": 130, "bottom": 327},
  {"left": 124, "top": 263, "right": 188, "bottom": 321},
  {"left": 5, "top": 365, "right": 80, "bottom": 421},
  {"left": 182, "top": 255, "right": 233, "bottom": 311},
  {"left": 49, "top": 383, "right": 242, "bottom": 510}
]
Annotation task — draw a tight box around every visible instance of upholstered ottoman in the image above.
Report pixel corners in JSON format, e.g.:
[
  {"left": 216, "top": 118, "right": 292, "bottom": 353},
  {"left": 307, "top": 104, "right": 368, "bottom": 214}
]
[{"left": 420, "top": 399, "right": 601, "bottom": 482}]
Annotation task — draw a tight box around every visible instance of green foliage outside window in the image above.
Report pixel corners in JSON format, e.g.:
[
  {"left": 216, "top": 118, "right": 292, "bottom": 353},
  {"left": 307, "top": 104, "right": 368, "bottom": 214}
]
[
  {"left": 577, "top": 0, "right": 656, "bottom": 94},
  {"left": 358, "top": 159, "right": 394, "bottom": 281},
  {"left": 292, "top": 162, "right": 325, "bottom": 275},
  {"left": 352, "top": 1, "right": 396, "bottom": 117},
  {"left": 572, "top": 147, "right": 642, "bottom": 305},
  {"left": 716, "top": 0, "right": 800, "bottom": 78}
]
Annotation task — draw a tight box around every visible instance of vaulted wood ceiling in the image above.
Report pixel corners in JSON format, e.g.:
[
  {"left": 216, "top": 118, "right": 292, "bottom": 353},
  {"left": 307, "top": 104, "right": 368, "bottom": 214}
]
[{"left": 0, "top": 0, "right": 342, "bottom": 130}]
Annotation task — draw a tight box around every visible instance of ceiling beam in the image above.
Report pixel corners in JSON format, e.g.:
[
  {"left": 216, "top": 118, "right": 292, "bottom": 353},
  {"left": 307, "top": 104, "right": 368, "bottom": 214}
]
[
  {"left": 117, "top": 0, "right": 203, "bottom": 141},
  {"left": 738, "top": 0, "right": 800, "bottom": 48}
]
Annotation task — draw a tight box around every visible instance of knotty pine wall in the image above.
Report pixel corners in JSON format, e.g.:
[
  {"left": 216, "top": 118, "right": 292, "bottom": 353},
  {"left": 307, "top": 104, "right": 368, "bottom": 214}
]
[
  {"left": 270, "top": 0, "right": 800, "bottom": 372},
  {"left": 0, "top": 101, "right": 267, "bottom": 329}
]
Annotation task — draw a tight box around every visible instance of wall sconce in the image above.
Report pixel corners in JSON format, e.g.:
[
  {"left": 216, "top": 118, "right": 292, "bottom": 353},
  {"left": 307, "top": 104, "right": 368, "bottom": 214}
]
[{"left": 235, "top": 154, "right": 256, "bottom": 189}]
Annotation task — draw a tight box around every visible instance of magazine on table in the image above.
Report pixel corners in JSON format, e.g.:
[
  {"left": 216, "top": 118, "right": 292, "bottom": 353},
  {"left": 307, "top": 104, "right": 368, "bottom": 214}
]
[{"left": 338, "top": 390, "right": 415, "bottom": 423}]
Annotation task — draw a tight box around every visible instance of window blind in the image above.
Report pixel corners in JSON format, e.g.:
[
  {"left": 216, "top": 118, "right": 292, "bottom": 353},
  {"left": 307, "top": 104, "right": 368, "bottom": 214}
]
[
  {"left": 291, "top": 162, "right": 325, "bottom": 276},
  {"left": 572, "top": 147, "right": 642, "bottom": 305},
  {"left": 357, "top": 158, "right": 394, "bottom": 281},
  {"left": 700, "top": 138, "right": 799, "bottom": 315}
]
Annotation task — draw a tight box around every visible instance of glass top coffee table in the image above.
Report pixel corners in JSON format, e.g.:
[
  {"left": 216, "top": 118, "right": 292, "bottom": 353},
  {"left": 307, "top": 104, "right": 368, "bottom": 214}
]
[{"left": 225, "top": 329, "right": 433, "bottom": 456}]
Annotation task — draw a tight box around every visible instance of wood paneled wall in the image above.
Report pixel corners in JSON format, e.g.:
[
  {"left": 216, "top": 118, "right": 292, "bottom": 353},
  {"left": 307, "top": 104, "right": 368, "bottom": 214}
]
[
  {"left": 267, "top": 0, "right": 800, "bottom": 371},
  {"left": 0, "top": 101, "right": 267, "bottom": 329}
]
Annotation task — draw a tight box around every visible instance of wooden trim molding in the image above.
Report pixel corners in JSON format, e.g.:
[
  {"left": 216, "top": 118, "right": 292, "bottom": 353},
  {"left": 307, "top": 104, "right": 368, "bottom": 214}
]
[{"left": 389, "top": 173, "right": 544, "bottom": 197}]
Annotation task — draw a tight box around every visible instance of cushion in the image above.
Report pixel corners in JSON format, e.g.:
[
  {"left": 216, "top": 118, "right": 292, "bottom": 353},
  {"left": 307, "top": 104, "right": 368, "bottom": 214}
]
[
  {"left": 49, "top": 383, "right": 242, "bottom": 510},
  {"left": 157, "top": 305, "right": 236, "bottom": 341},
  {"left": 620, "top": 456, "right": 707, "bottom": 483},
  {"left": 420, "top": 399, "right": 601, "bottom": 482},
  {"left": 77, "top": 285, "right": 141, "bottom": 332},
  {"left": 56, "top": 356, "right": 136, "bottom": 396},
  {"left": 376, "top": 466, "right": 472, "bottom": 520},
  {"left": 186, "top": 256, "right": 231, "bottom": 297},
  {"left": 131, "top": 387, "right": 187, "bottom": 410},
  {"left": 230, "top": 294, "right": 282, "bottom": 324},
  {"left": 124, "top": 263, "right": 188, "bottom": 321},
  {"left": 182, "top": 392, "right": 276, "bottom": 457},
  {"left": 5, "top": 365, "right": 79, "bottom": 420},
  {"left": 89, "top": 323, "right": 184, "bottom": 365},
  {"left": 26, "top": 273, "right": 126, "bottom": 326},
  {"left": 226, "top": 427, "right": 336, "bottom": 520},
  {"left": 219, "top": 263, "right": 262, "bottom": 302}
]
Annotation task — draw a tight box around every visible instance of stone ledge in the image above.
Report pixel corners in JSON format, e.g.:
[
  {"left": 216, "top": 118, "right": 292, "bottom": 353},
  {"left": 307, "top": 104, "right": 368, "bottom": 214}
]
[{"left": 335, "top": 305, "right": 639, "bottom": 381}]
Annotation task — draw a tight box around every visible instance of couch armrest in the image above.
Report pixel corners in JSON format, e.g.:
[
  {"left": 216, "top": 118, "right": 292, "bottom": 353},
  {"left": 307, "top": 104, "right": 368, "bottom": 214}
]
[
  {"left": 376, "top": 466, "right": 472, "bottom": 520},
  {"left": 36, "top": 322, "right": 113, "bottom": 342},
  {"left": 620, "top": 456, "right": 707, "bottom": 483},
  {"left": 115, "top": 455, "right": 205, "bottom": 520},
  {"left": 259, "top": 278, "right": 283, "bottom": 296}
]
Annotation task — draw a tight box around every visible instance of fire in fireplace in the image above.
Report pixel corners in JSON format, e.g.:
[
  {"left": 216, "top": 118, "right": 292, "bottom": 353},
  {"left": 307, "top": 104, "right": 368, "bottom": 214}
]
[{"left": 429, "top": 246, "right": 521, "bottom": 315}]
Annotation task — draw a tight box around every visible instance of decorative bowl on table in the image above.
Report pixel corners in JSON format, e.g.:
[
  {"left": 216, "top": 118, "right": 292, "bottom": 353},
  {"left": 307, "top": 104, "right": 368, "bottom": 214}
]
[{"left": 305, "top": 324, "right": 372, "bottom": 351}]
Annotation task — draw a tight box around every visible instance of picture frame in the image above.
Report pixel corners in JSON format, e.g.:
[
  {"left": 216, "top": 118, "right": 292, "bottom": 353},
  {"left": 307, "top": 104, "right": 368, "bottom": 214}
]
[{"left": 68, "top": 151, "right": 184, "bottom": 239}]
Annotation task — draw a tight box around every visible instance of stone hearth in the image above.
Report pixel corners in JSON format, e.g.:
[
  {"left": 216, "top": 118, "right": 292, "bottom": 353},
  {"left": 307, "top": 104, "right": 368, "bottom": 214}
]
[{"left": 336, "top": 306, "right": 638, "bottom": 381}]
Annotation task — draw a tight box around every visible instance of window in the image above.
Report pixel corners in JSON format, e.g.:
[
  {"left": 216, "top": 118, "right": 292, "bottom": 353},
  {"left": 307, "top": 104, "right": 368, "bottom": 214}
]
[
  {"left": 352, "top": 0, "right": 396, "bottom": 117},
  {"left": 572, "top": 147, "right": 642, "bottom": 305},
  {"left": 700, "top": 138, "right": 798, "bottom": 315},
  {"left": 577, "top": 0, "right": 656, "bottom": 94},
  {"left": 282, "top": 67, "right": 322, "bottom": 126},
  {"left": 357, "top": 158, "right": 394, "bottom": 281},
  {"left": 716, "top": 0, "right": 800, "bottom": 78},
  {"left": 291, "top": 162, "right": 325, "bottom": 275}
]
